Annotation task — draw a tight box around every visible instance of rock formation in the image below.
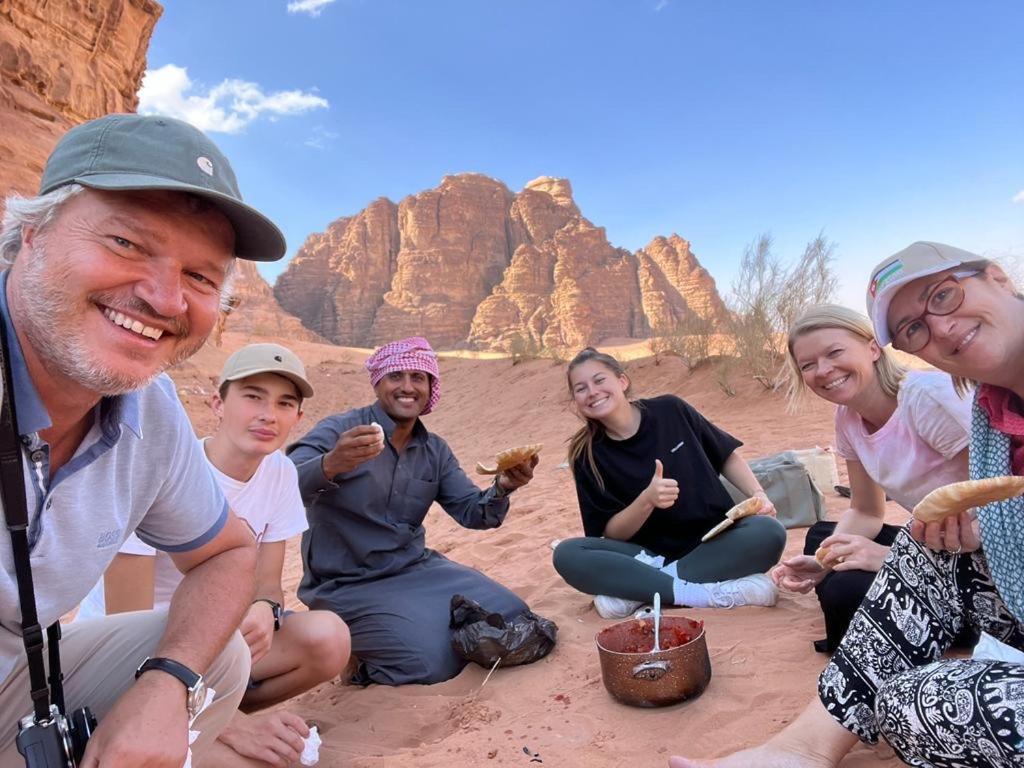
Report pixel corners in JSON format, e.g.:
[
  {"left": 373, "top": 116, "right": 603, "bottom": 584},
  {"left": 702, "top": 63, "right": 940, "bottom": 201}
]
[
  {"left": 0, "top": 0, "right": 162, "bottom": 198},
  {"left": 276, "top": 174, "right": 729, "bottom": 351},
  {"left": 218, "top": 261, "right": 327, "bottom": 344}
]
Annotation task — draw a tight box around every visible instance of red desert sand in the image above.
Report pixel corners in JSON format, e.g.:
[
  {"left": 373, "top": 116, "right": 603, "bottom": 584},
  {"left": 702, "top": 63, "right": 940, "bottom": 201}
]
[{"left": 168, "top": 333, "right": 906, "bottom": 767}]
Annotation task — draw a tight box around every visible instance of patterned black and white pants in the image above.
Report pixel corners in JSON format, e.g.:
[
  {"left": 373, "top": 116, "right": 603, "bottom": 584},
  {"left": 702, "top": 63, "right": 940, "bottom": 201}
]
[{"left": 818, "top": 527, "right": 1024, "bottom": 767}]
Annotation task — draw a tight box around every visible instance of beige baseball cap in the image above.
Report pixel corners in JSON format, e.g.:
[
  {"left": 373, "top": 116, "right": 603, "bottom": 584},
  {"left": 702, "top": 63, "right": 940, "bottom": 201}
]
[
  {"left": 866, "top": 241, "right": 982, "bottom": 346},
  {"left": 219, "top": 343, "right": 314, "bottom": 398}
]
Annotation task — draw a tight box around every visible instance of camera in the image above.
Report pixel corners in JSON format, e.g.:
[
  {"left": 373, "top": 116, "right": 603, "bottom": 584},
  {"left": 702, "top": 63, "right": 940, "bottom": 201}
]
[{"left": 16, "top": 704, "right": 95, "bottom": 767}]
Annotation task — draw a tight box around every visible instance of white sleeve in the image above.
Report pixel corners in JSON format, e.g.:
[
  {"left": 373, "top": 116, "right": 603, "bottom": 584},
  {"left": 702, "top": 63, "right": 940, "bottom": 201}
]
[
  {"left": 262, "top": 455, "right": 309, "bottom": 543},
  {"left": 904, "top": 373, "right": 972, "bottom": 459},
  {"left": 119, "top": 531, "right": 157, "bottom": 557}
]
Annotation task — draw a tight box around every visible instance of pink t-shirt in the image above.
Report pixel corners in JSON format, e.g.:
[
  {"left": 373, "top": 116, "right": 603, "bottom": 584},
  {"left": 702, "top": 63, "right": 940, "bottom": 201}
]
[{"left": 834, "top": 371, "right": 971, "bottom": 512}]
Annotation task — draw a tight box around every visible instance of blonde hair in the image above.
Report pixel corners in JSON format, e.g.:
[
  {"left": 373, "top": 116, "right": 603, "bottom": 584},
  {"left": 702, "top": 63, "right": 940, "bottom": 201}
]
[
  {"left": 566, "top": 347, "right": 633, "bottom": 491},
  {"left": 785, "top": 304, "right": 907, "bottom": 412}
]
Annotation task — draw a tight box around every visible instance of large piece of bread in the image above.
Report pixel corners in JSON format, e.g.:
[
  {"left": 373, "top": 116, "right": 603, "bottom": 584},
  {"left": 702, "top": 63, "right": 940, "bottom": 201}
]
[
  {"left": 701, "top": 496, "right": 763, "bottom": 542},
  {"left": 912, "top": 476, "right": 1024, "bottom": 523},
  {"left": 475, "top": 443, "right": 542, "bottom": 475}
]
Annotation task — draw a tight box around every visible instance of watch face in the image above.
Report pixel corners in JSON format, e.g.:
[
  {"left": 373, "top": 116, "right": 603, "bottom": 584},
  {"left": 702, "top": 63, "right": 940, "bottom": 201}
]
[{"left": 186, "top": 678, "right": 208, "bottom": 721}]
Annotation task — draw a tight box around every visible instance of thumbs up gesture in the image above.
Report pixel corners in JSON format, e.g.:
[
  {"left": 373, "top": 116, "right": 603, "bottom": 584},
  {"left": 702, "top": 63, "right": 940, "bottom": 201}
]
[{"left": 644, "top": 459, "right": 679, "bottom": 509}]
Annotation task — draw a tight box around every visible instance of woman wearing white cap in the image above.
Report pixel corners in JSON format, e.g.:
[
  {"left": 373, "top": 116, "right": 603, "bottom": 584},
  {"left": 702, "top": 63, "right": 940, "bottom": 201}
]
[{"left": 667, "top": 242, "right": 1024, "bottom": 768}]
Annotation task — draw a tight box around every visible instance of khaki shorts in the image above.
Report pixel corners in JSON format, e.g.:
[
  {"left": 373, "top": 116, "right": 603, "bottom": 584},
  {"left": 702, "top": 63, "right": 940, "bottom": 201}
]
[{"left": 0, "top": 610, "right": 249, "bottom": 761}]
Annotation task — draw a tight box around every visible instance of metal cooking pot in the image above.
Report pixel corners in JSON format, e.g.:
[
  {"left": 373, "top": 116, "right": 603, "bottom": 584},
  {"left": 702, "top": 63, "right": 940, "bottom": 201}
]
[{"left": 595, "top": 616, "right": 711, "bottom": 707}]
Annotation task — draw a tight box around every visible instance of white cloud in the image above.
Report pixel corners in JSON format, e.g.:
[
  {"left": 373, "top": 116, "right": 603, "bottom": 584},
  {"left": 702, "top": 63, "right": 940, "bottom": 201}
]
[
  {"left": 138, "top": 64, "right": 328, "bottom": 134},
  {"left": 1013, "top": 190, "right": 1024, "bottom": 204},
  {"left": 287, "top": 0, "right": 336, "bottom": 17},
  {"left": 654, "top": 0, "right": 670, "bottom": 10},
  {"left": 304, "top": 125, "right": 340, "bottom": 150}
]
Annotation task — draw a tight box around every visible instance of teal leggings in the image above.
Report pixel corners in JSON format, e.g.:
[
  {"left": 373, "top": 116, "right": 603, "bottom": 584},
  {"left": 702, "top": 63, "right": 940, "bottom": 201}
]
[{"left": 552, "top": 515, "right": 787, "bottom": 603}]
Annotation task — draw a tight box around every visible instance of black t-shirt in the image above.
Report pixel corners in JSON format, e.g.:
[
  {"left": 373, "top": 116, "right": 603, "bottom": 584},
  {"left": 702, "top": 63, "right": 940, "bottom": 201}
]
[{"left": 573, "top": 394, "right": 742, "bottom": 561}]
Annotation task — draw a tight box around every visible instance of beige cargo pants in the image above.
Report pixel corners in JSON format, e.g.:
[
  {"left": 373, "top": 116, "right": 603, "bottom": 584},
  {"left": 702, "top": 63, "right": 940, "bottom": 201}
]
[{"left": 0, "top": 610, "right": 249, "bottom": 762}]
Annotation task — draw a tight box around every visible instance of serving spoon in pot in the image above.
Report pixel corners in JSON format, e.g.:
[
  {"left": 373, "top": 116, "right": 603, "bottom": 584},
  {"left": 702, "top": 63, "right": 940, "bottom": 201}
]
[{"left": 652, "top": 591, "right": 662, "bottom": 652}]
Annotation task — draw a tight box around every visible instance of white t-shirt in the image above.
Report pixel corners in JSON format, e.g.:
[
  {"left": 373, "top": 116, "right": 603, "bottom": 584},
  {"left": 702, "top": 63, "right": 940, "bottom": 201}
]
[
  {"left": 834, "top": 371, "right": 971, "bottom": 512},
  {"left": 77, "top": 444, "right": 307, "bottom": 619}
]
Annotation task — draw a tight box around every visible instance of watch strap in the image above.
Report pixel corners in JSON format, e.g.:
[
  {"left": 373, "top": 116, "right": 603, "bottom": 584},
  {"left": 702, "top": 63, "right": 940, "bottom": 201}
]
[
  {"left": 253, "top": 598, "right": 282, "bottom": 631},
  {"left": 135, "top": 656, "right": 201, "bottom": 689}
]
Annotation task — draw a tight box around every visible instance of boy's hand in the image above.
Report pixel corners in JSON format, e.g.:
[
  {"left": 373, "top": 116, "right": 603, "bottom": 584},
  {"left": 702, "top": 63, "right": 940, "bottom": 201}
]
[{"left": 240, "top": 601, "right": 275, "bottom": 664}]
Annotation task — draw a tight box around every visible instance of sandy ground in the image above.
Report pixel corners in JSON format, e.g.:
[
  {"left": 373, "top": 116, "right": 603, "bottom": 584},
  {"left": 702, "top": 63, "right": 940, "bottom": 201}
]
[{"left": 171, "top": 333, "right": 907, "bottom": 767}]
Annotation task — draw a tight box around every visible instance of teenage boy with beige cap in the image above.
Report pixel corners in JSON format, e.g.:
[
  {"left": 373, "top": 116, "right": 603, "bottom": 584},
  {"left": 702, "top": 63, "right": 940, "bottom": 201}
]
[
  {"left": 0, "top": 113, "right": 283, "bottom": 766},
  {"left": 81, "top": 343, "right": 350, "bottom": 767}
]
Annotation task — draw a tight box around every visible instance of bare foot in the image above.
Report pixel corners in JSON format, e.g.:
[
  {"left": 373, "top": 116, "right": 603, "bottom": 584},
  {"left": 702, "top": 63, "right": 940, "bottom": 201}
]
[{"left": 669, "top": 744, "right": 835, "bottom": 768}]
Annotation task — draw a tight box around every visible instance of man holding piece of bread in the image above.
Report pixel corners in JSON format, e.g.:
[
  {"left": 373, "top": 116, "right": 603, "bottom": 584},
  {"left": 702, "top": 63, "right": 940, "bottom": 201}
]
[{"left": 287, "top": 336, "right": 542, "bottom": 685}]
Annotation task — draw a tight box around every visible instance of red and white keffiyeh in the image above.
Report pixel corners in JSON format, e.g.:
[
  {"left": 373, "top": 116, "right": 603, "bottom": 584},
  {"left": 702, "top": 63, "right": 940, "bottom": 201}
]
[{"left": 365, "top": 336, "right": 441, "bottom": 414}]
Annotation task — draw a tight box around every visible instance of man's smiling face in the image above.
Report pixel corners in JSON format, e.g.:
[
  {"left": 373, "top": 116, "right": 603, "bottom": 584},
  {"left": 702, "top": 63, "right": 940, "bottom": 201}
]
[
  {"left": 373, "top": 369, "right": 432, "bottom": 424},
  {"left": 9, "top": 187, "right": 235, "bottom": 395}
]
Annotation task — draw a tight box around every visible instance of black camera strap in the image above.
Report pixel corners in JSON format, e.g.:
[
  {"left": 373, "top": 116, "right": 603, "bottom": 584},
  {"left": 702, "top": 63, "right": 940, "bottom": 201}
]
[{"left": 0, "top": 323, "right": 57, "bottom": 724}]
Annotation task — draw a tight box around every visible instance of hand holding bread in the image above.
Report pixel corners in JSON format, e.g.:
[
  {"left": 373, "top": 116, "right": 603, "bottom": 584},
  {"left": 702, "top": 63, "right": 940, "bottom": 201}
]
[
  {"left": 912, "top": 476, "right": 1024, "bottom": 523},
  {"left": 476, "top": 443, "right": 543, "bottom": 475}
]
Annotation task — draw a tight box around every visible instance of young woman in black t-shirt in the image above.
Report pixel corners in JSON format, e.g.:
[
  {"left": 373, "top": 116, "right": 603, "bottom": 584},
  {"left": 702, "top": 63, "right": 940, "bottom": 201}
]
[{"left": 552, "top": 347, "right": 787, "bottom": 618}]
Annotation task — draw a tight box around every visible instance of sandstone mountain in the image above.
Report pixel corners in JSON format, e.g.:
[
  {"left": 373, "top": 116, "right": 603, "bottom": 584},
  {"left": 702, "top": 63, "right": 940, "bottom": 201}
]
[
  {"left": 0, "top": 0, "right": 161, "bottom": 197},
  {"left": 216, "top": 261, "right": 328, "bottom": 345},
  {"left": 274, "top": 174, "right": 728, "bottom": 351}
]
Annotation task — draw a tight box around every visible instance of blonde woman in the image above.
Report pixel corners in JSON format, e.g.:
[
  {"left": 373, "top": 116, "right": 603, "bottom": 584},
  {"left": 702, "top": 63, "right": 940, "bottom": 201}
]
[
  {"left": 772, "top": 304, "right": 971, "bottom": 651},
  {"left": 552, "top": 347, "right": 786, "bottom": 619}
]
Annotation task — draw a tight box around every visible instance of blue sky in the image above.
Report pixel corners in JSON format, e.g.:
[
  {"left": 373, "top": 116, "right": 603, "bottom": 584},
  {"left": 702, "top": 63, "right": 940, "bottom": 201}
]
[{"left": 144, "top": 0, "right": 1024, "bottom": 310}]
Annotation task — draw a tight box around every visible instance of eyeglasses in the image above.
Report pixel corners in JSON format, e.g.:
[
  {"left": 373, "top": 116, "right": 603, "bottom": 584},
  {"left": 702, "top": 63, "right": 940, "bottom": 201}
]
[{"left": 891, "top": 270, "right": 979, "bottom": 352}]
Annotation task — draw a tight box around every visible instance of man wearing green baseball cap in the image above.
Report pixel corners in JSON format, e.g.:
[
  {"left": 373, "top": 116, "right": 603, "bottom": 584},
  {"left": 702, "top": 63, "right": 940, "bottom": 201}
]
[{"left": 0, "top": 113, "right": 284, "bottom": 766}]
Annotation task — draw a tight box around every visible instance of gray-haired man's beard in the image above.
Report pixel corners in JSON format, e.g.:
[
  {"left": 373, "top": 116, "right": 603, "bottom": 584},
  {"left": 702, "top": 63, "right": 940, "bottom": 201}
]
[{"left": 16, "top": 243, "right": 206, "bottom": 395}]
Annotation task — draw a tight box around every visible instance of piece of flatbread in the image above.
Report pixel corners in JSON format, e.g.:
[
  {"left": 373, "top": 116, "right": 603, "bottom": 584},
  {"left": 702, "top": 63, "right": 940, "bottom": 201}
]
[
  {"left": 700, "top": 496, "right": 763, "bottom": 542},
  {"left": 912, "top": 476, "right": 1024, "bottom": 524},
  {"left": 814, "top": 545, "right": 834, "bottom": 569},
  {"left": 726, "top": 496, "right": 762, "bottom": 522},
  {"left": 475, "top": 443, "right": 542, "bottom": 475}
]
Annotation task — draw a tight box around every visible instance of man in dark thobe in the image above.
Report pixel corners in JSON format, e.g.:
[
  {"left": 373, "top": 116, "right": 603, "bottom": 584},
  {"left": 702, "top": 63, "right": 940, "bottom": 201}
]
[{"left": 288, "top": 337, "right": 538, "bottom": 685}]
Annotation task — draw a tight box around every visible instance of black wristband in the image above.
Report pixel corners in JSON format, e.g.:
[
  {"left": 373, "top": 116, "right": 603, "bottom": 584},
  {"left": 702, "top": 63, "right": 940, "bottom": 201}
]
[
  {"left": 253, "top": 598, "right": 282, "bottom": 631},
  {"left": 135, "top": 657, "right": 207, "bottom": 719}
]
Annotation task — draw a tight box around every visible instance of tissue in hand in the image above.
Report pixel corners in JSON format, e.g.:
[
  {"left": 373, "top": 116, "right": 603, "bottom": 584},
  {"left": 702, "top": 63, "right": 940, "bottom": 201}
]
[{"left": 300, "top": 725, "right": 321, "bottom": 766}]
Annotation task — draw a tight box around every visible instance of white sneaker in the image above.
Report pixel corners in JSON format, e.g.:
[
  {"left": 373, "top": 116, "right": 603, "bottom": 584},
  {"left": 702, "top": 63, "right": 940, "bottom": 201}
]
[
  {"left": 593, "top": 595, "right": 645, "bottom": 619},
  {"left": 707, "top": 573, "right": 778, "bottom": 609}
]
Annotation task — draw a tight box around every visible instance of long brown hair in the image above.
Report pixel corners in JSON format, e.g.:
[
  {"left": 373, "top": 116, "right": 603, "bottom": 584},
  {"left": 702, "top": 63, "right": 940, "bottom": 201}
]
[{"left": 566, "top": 347, "right": 632, "bottom": 490}]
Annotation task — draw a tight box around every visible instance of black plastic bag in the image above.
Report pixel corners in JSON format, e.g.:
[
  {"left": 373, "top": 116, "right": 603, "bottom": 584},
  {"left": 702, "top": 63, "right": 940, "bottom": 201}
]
[{"left": 449, "top": 594, "right": 558, "bottom": 667}]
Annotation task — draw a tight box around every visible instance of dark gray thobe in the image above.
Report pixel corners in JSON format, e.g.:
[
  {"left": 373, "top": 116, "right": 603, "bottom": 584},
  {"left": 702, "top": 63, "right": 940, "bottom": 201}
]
[{"left": 288, "top": 402, "right": 528, "bottom": 685}]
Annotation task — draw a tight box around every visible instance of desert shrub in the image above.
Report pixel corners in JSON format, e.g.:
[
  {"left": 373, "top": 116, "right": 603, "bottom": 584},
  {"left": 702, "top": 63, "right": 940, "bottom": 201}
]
[
  {"left": 507, "top": 332, "right": 541, "bottom": 366},
  {"left": 728, "top": 232, "right": 838, "bottom": 386}
]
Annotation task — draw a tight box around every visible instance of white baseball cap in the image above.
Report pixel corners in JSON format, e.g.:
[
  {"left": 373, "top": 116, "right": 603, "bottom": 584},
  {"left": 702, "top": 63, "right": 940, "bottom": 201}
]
[{"left": 866, "top": 241, "right": 983, "bottom": 346}]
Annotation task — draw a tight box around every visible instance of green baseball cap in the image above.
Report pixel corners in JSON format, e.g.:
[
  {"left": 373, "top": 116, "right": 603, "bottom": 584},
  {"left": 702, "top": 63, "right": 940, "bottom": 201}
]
[{"left": 39, "top": 113, "right": 286, "bottom": 262}]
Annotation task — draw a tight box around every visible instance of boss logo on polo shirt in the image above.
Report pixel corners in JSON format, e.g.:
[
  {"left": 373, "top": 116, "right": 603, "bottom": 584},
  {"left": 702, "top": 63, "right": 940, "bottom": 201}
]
[{"left": 96, "top": 528, "right": 122, "bottom": 548}]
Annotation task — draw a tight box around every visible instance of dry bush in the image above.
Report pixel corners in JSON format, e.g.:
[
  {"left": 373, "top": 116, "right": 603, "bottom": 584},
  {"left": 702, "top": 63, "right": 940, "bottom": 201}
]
[
  {"left": 714, "top": 356, "right": 736, "bottom": 397},
  {"left": 675, "top": 311, "right": 716, "bottom": 368},
  {"left": 507, "top": 333, "right": 541, "bottom": 366},
  {"left": 647, "top": 335, "right": 674, "bottom": 365},
  {"left": 647, "top": 311, "right": 716, "bottom": 368},
  {"left": 728, "top": 232, "right": 838, "bottom": 386}
]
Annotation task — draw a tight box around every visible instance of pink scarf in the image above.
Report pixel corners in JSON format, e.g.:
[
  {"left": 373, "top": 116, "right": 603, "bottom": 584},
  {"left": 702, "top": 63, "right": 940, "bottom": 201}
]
[{"left": 977, "top": 384, "right": 1024, "bottom": 474}]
